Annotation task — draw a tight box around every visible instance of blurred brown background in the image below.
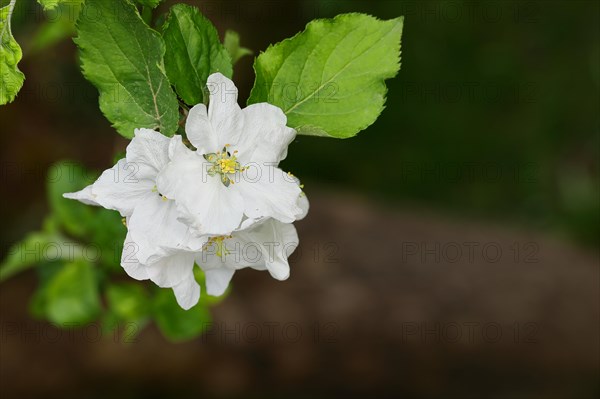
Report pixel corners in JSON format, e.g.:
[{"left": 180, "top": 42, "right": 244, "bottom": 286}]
[{"left": 1, "top": 0, "right": 599, "bottom": 398}]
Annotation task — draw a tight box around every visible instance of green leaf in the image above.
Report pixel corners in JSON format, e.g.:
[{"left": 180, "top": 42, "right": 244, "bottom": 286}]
[
  {"left": 28, "top": 17, "right": 74, "bottom": 54},
  {"left": 45, "top": 258, "right": 101, "bottom": 325},
  {"left": 90, "top": 209, "right": 127, "bottom": 271},
  {"left": 248, "top": 13, "right": 403, "bottom": 139},
  {"left": 29, "top": 260, "right": 66, "bottom": 319},
  {"left": 224, "top": 30, "right": 253, "bottom": 65},
  {"left": 47, "top": 161, "right": 96, "bottom": 238},
  {"left": 106, "top": 283, "right": 150, "bottom": 322},
  {"left": 161, "top": 4, "right": 232, "bottom": 105},
  {"left": 0, "top": 0, "right": 25, "bottom": 105},
  {"left": 0, "top": 232, "right": 84, "bottom": 282},
  {"left": 37, "top": 0, "right": 60, "bottom": 10},
  {"left": 153, "top": 286, "right": 211, "bottom": 342},
  {"left": 75, "top": 0, "right": 179, "bottom": 138},
  {"left": 134, "top": 0, "right": 163, "bottom": 8},
  {"left": 29, "top": 1, "right": 83, "bottom": 54},
  {"left": 36, "top": 0, "right": 82, "bottom": 11}
]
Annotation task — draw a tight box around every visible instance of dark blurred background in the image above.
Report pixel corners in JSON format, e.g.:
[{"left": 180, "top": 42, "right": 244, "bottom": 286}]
[{"left": 1, "top": 0, "right": 599, "bottom": 398}]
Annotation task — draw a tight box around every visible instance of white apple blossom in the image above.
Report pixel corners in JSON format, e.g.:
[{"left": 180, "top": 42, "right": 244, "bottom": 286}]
[
  {"left": 197, "top": 219, "right": 301, "bottom": 296},
  {"left": 64, "top": 128, "right": 205, "bottom": 309},
  {"left": 63, "top": 73, "right": 310, "bottom": 310},
  {"left": 156, "top": 73, "right": 304, "bottom": 237}
]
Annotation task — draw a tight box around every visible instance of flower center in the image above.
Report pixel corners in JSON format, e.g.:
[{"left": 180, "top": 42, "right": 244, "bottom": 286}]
[
  {"left": 203, "top": 235, "right": 231, "bottom": 258},
  {"left": 204, "top": 145, "right": 244, "bottom": 187}
]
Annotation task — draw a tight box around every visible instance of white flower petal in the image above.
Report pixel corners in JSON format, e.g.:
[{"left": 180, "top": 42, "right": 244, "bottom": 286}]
[
  {"left": 296, "top": 193, "right": 310, "bottom": 220},
  {"left": 145, "top": 251, "right": 196, "bottom": 288},
  {"left": 185, "top": 104, "right": 217, "bottom": 154},
  {"left": 157, "top": 150, "right": 245, "bottom": 236},
  {"left": 63, "top": 185, "right": 99, "bottom": 206},
  {"left": 92, "top": 158, "right": 155, "bottom": 217},
  {"left": 236, "top": 166, "right": 302, "bottom": 224},
  {"left": 238, "top": 219, "right": 298, "bottom": 281},
  {"left": 168, "top": 134, "right": 192, "bottom": 160},
  {"left": 120, "top": 232, "right": 149, "bottom": 281},
  {"left": 172, "top": 275, "right": 201, "bottom": 310},
  {"left": 128, "top": 195, "right": 205, "bottom": 264},
  {"left": 264, "top": 220, "right": 298, "bottom": 280},
  {"left": 204, "top": 267, "right": 235, "bottom": 296},
  {"left": 237, "top": 103, "right": 296, "bottom": 164},
  {"left": 126, "top": 128, "right": 171, "bottom": 179},
  {"left": 238, "top": 216, "right": 262, "bottom": 231},
  {"left": 206, "top": 73, "right": 244, "bottom": 147},
  {"left": 196, "top": 234, "right": 260, "bottom": 270}
]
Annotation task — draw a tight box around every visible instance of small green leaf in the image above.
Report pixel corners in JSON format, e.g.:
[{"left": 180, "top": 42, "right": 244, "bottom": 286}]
[
  {"left": 29, "top": 260, "right": 66, "bottom": 319},
  {"left": 0, "top": 232, "right": 83, "bottom": 282},
  {"left": 28, "top": 17, "right": 74, "bottom": 54},
  {"left": 45, "top": 258, "right": 101, "bottom": 325},
  {"left": 90, "top": 209, "right": 127, "bottom": 271},
  {"left": 161, "top": 4, "right": 232, "bottom": 105},
  {"left": 36, "top": 0, "right": 82, "bottom": 11},
  {"left": 134, "top": 0, "right": 163, "bottom": 8},
  {"left": 106, "top": 283, "right": 150, "bottom": 322},
  {"left": 0, "top": 0, "right": 25, "bottom": 105},
  {"left": 224, "top": 30, "right": 253, "bottom": 65},
  {"left": 29, "top": 1, "right": 83, "bottom": 54},
  {"left": 37, "top": 0, "right": 60, "bottom": 10},
  {"left": 75, "top": 0, "right": 179, "bottom": 137},
  {"left": 153, "top": 286, "right": 211, "bottom": 342},
  {"left": 47, "top": 161, "right": 96, "bottom": 238},
  {"left": 248, "top": 13, "right": 403, "bottom": 138}
]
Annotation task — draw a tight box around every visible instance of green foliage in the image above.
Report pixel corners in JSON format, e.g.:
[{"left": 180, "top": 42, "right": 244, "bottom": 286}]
[
  {"left": 2, "top": 3, "right": 407, "bottom": 342},
  {"left": 105, "top": 282, "right": 151, "bottom": 340},
  {"left": 75, "top": 0, "right": 179, "bottom": 138},
  {"left": 0, "top": 0, "right": 25, "bottom": 105},
  {"left": 43, "top": 258, "right": 102, "bottom": 324},
  {"left": 29, "top": 1, "right": 83, "bottom": 54},
  {"left": 248, "top": 13, "right": 403, "bottom": 138},
  {"left": 152, "top": 268, "right": 225, "bottom": 341},
  {"left": 134, "top": 0, "right": 163, "bottom": 8},
  {"left": 28, "top": 17, "right": 73, "bottom": 54},
  {"left": 37, "top": 0, "right": 60, "bottom": 10},
  {"left": 0, "top": 231, "right": 80, "bottom": 282},
  {"left": 224, "top": 30, "right": 253, "bottom": 65},
  {"left": 36, "top": 0, "right": 82, "bottom": 11},
  {"left": 1, "top": 160, "right": 224, "bottom": 341},
  {"left": 47, "top": 161, "right": 96, "bottom": 238},
  {"left": 153, "top": 286, "right": 211, "bottom": 342},
  {"left": 161, "top": 4, "right": 232, "bottom": 105}
]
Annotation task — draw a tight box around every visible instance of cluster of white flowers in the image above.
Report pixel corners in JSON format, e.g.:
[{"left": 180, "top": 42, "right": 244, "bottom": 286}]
[{"left": 64, "top": 73, "right": 308, "bottom": 309}]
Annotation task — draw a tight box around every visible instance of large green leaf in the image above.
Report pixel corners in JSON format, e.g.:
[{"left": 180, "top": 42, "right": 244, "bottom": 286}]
[
  {"left": 248, "top": 13, "right": 403, "bottom": 138},
  {"left": 45, "top": 258, "right": 101, "bottom": 325},
  {"left": 161, "top": 4, "right": 232, "bottom": 105},
  {"left": 75, "top": 0, "right": 179, "bottom": 137},
  {"left": 0, "top": 0, "right": 25, "bottom": 105}
]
